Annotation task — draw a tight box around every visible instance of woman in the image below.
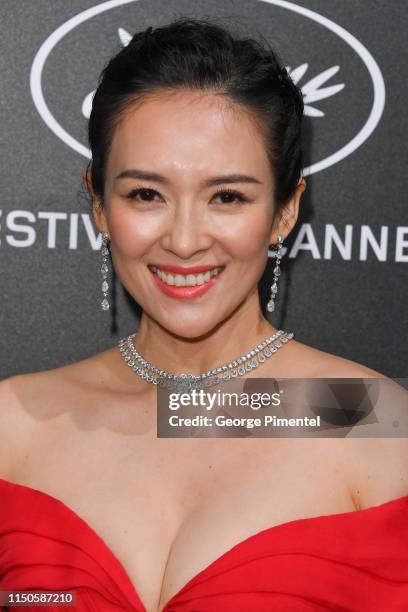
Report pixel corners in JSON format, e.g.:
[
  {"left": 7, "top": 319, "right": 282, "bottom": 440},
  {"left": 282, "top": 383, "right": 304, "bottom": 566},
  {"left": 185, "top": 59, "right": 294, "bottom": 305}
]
[{"left": 1, "top": 17, "right": 407, "bottom": 612}]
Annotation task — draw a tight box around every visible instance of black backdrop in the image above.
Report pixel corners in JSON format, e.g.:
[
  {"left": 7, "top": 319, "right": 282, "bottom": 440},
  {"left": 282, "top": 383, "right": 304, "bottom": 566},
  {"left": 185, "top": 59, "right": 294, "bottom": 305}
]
[{"left": 1, "top": 0, "right": 407, "bottom": 379}]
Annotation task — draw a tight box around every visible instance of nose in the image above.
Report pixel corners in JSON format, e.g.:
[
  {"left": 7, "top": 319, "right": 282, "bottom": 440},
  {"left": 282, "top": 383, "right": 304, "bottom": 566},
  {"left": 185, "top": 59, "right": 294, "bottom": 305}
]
[{"left": 160, "top": 199, "right": 212, "bottom": 259}]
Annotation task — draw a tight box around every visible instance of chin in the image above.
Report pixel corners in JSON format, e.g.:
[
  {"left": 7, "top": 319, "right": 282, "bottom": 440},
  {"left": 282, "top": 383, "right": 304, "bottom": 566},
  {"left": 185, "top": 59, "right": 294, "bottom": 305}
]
[{"left": 157, "top": 313, "right": 223, "bottom": 341}]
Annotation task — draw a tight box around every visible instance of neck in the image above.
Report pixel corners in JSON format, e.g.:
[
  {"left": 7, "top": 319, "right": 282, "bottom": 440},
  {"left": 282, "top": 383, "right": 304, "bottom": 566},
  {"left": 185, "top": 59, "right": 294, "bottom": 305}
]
[{"left": 134, "top": 293, "right": 279, "bottom": 375}]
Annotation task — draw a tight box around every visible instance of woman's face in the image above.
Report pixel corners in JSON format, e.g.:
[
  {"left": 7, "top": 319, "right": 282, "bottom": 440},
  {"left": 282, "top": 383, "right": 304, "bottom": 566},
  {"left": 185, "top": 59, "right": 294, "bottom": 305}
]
[{"left": 93, "top": 89, "right": 299, "bottom": 337}]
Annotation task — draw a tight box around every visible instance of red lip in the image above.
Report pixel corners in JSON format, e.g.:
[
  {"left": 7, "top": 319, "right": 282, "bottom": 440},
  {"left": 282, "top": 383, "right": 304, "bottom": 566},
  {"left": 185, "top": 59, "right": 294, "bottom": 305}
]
[{"left": 149, "top": 263, "right": 224, "bottom": 274}]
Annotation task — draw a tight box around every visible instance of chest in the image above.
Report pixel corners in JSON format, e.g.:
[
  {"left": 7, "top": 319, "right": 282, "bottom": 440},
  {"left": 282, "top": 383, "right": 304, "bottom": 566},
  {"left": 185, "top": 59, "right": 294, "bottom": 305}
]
[{"left": 17, "top": 421, "right": 356, "bottom": 611}]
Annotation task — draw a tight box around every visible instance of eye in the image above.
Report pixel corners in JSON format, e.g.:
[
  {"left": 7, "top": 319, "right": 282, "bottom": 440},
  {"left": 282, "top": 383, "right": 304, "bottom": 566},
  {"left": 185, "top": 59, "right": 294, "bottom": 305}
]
[
  {"left": 212, "top": 189, "right": 249, "bottom": 205},
  {"left": 126, "top": 187, "right": 161, "bottom": 202},
  {"left": 125, "top": 186, "right": 249, "bottom": 205}
]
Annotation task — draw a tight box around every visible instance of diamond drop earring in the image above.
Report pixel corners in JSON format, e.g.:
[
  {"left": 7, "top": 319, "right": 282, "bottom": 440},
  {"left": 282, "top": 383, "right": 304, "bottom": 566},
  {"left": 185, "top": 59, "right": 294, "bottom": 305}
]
[
  {"left": 100, "top": 232, "right": 110, "bottom": 311},
  {"left": 267, "top": 234, "right": 284, "bottom": 313}
]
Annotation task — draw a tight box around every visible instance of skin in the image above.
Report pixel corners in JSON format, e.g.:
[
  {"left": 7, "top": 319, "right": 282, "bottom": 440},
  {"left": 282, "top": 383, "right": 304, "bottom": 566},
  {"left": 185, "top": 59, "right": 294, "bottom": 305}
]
[
  {"left": 92, "top": 88, "right": 304, "bottom": 370},
  {"left": 1, "top": 89, "right": 407, "bottom": 612}
]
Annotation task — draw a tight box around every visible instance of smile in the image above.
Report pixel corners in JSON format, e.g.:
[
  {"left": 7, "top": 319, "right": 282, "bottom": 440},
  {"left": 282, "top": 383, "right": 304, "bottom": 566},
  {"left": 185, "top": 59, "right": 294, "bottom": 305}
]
[
  {"left": 148, "top": 264, "right": 225, "bottom": 300},
  {"left": 149, "top": 265, "right": 224, "bottom": 287}
]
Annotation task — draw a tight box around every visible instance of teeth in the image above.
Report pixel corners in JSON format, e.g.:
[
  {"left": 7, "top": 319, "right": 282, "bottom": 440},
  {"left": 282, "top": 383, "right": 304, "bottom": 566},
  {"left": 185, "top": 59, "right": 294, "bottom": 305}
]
[{"left": 151, "top": 266, "right": 223, "bottom": 287}]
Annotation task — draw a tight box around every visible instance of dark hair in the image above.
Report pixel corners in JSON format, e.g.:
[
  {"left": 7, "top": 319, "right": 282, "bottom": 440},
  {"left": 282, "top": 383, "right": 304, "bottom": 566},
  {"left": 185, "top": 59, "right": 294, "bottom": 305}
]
[{"left": 86, "top": 17, "right": 304, "bottom": 210}]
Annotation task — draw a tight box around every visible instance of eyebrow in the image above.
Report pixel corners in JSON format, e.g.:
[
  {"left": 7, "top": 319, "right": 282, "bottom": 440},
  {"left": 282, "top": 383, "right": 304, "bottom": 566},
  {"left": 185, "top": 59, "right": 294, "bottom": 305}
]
[{"left": 114, "top": 169, "right": 262, "bottom": 188}]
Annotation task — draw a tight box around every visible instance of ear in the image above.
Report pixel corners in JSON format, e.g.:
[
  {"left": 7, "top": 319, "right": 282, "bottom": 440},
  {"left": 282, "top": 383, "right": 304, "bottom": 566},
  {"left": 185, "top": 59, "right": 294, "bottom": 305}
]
[
  {"left": 83, "top": 169, "right": 109, "bottom": 236},
  {"left": 269, "top": 177, "right": 306, "bottom": 245}
]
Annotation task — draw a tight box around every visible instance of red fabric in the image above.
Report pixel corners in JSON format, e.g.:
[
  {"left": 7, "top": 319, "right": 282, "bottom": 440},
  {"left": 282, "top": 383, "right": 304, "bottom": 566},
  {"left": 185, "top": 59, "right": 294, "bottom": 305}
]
[{"left": 0, "top": 477, "right": 408, "bottom": 611}]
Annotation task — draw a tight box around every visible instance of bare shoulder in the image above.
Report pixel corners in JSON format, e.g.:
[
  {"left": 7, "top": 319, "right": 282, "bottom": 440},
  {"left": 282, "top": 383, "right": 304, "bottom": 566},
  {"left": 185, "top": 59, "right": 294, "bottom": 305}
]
[
  {"left": 342, "top": 372, "right": 408, "bottom": 503},
  {"left": 0, "top": 345, "right": 139, "bottom": 426},
  {"left": 0, "top": 374, "right": 38, "bottom": 476},
  {"left": 281, "top": 337, "right": 408, "bottom": 503},
  {"left": 286, "top": 339, "right": 408, "bottom": 433},
  {"left": 284, "top": 337, "right": 386, "bottom": 378},
  {"left": 280, "top": 336, "right": 407, "bottom": 437},
  {"left": 0, "top": 345, "right": 130, "bottom": 475},
  {"left": 4, "top": 346, "right": 126, "bottom": 393}
]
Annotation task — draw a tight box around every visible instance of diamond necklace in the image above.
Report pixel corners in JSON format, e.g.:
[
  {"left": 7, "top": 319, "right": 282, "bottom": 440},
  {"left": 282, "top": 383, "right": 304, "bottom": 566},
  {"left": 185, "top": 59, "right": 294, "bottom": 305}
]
[{"left": 118, "top": 329, "right": 294, "bottom": 393}]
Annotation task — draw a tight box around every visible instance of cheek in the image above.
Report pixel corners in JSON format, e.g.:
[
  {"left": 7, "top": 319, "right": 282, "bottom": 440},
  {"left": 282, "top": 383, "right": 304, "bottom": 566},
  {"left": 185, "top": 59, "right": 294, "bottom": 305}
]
[
  {"left": 107, "top": 207, "right": 160, "bottom": 257},
  {"left": 215, "top": 214, "right": 271, "bottom": 261}
]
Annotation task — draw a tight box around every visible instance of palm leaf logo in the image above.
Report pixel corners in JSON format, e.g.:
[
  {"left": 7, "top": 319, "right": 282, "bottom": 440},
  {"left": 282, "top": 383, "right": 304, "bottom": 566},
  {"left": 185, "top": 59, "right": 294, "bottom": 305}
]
[{"left": 288, "top": 62, "right": 345, "bottom": 116}]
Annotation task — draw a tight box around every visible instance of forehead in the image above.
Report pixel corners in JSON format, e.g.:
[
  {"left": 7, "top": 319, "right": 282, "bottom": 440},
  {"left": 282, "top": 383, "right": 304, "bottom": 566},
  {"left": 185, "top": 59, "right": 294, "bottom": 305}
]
[{"left": 106, "top": 89, "right": 272, "bottom": 183}]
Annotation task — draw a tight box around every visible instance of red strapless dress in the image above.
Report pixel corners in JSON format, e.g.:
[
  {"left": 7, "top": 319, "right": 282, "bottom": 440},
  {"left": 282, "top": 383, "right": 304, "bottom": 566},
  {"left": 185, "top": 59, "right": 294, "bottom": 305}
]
[{"left": 0, "top": 478, "right": 408, "bottom": 611}]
